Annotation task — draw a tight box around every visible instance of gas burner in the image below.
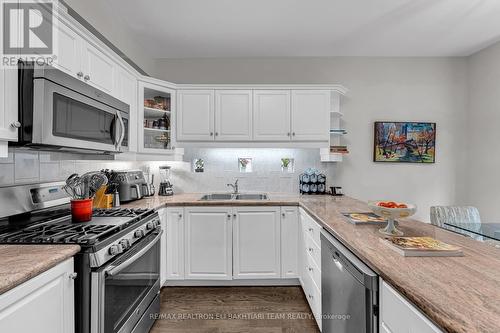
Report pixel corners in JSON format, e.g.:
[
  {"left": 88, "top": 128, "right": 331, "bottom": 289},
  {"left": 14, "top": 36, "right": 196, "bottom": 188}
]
[
  {"left": 0, "top": 222, "right": 116, "bottom": 245},
  {"left": 92, "top": 208, "right": 151, "bottom": 218}
]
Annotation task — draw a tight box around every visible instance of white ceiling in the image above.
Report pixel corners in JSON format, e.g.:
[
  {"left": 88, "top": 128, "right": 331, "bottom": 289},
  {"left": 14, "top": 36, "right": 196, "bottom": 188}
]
[{"left": 101, "top": 0, "right": 500, "bottom": 58}]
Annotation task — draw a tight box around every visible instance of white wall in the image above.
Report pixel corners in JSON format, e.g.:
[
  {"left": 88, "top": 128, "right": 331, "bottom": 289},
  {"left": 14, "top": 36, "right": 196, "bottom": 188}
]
[
  {"left": 461, "top": 41, "right": 500, "bottom": 222},
  {"left": 63, "top": 0, "right": 156, "bottom": 74},
  {"left": 154, "top": 57, "right": 468, "bottom": 221}
]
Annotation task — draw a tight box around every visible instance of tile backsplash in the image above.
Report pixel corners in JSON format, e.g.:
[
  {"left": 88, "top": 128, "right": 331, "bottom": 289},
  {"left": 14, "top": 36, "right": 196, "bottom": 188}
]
[{"left": 0, "top": 148, "right": 335, "bottom": 194}]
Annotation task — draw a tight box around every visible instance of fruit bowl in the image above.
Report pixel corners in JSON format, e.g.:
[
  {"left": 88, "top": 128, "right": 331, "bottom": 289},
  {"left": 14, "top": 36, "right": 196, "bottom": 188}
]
[{"left": 368, "top": 201, "right": 417, "bottom": 236}]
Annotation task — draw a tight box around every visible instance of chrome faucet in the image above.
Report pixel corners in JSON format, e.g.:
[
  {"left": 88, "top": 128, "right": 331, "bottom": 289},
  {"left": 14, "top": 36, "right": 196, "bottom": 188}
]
[{"left": 227, "top": 179, "right": 239, "bottom": 194}]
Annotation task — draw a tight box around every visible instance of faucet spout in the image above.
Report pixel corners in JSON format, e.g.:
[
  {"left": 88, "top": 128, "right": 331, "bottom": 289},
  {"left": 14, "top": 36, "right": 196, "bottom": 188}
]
[{"left": 226, "top": 179, "right": 239, "bottom": 194}]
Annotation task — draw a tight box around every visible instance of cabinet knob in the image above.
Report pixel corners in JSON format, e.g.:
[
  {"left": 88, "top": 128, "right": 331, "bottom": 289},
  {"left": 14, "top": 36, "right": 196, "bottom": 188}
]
[
  {"left": 308, "top": 267, "right": 313, "bottom": 272},
  {"left": 84, "top": 74, "right": 90, "bottom": 81},
  {"left": 282, "top": 212, "right": 285, "bottom": 217},
  {"left": 308, "top": 294, "right": 313, "bottom": 299},
  {"left": 233, "top": 213, "right": 237, "bottom": 218},
  {"left": 308, "top": 247, "right": 313, "bottom": 252},
  {"left": 308, "top": 228, "right": 314, "bottom": 232},
  {"left": 215, "top": 132, "right": 219, "bottom": 136},
  {"left": 287, "top": 132, "right": 290, "bottom": 136},
  {"left": 210, "top": 132, "right": 214, "bottom": 136},
  {"left": 69, "top": 272, "right": 78, "bottom": 280},
  {"left": 227, "top": 214, "right": 231, "bottom": 219},
  {"left": 10, "top": 121, "right": 21, "bottom": 128},
  {"left": 178, "top": 214, "right": 182, "bottom": 218},
  {"left": 77, "top": 71, "right": 83, "bottom": 78},
  {"left": 292, "top": 132, "right": 296, "bottom": 136}
]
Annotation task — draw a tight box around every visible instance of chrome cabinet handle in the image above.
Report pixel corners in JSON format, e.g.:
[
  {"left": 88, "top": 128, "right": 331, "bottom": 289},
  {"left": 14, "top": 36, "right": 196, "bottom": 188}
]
[
  {"left": 84, "top": 74, "right": 90, "bottom": 81},
  {"left": 10, "top": 121, "right": 21, "bottom": 128},
  {"left": 69, "top": 272, "right": 78, "bottom": 280},
  {"left": 77, "top": 71, "right": 83, "bottom": 78}
]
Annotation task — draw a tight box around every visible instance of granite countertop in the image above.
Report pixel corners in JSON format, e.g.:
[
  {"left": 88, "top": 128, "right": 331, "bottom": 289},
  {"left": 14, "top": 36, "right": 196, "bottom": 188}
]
[
  {"left": 0, "top": 245, "right": 80, "bottom": 295},
  {"left": 123, "top": 193, "right": 500, "bottom": 333}
]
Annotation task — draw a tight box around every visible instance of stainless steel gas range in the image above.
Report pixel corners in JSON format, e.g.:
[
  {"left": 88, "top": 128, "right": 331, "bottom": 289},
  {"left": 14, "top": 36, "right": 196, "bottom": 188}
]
[{"left": 0, "top": 182, "right": 161, "bottom": 333}]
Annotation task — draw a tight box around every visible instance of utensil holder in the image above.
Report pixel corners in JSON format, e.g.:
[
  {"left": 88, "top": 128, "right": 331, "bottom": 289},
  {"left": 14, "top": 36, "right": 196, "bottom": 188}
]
[{"left": 71, "top": 199, "right": 93, "bottom": 222}]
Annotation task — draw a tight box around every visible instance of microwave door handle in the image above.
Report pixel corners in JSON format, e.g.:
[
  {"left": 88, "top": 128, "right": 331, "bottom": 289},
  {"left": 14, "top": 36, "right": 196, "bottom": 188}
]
[
  {"left": 116, "top": 111, "right": 125, "bottom": 149},
  {"left": 105, "top": 230, "right": 162, "bottom": 277}
]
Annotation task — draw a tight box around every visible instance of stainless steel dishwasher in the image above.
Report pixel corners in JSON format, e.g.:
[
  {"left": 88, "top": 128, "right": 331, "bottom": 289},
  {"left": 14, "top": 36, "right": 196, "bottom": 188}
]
[{"left": 321, "top": 230, "right": 379, "bottom": 333}]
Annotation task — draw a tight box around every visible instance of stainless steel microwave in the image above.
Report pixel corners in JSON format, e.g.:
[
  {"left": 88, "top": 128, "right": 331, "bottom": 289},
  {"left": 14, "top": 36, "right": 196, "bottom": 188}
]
[{"left": 16, "top": 62, "right": 129, "bottom": 154}]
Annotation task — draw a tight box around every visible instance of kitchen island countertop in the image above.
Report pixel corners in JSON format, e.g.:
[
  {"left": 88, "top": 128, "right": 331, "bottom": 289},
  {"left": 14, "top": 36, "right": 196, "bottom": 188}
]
[{"left": 123, "top": 193, "right": 500, "bottom": 333}]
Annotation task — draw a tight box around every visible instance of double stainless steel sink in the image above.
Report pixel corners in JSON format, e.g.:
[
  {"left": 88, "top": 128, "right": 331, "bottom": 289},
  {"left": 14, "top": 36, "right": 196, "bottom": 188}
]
[{"left": 199, "top": 193, "right": 269, "bottom": 201}]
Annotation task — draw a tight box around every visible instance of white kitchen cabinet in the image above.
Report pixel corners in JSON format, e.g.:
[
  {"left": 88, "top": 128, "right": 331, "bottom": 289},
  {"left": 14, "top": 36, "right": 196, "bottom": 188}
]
[
  {"left": 81, "top": 41, "right": 115, "bottom": 94},
  {"left": 166, "top": 207, "right": 185, "bottom": 280},
  {"left": 53, "top": 20, "right": 83, "bottom": 78},
  {"left": 291, "top": 90, "right": 330, "bottom": 141},
  {"left": 184, "top": 207, "right": 233, "bottom": 280},
  {"left": 253, "top": 90, "right": 291, "bottom": 141},
  {"left": 177, "top": 90, "right": 215, "bottom": 141},
  {"left": 215, "top": 90, "right": 253, "bottom": 141},
  {"left": 0, "top": 68, "right": 18, "bottom": 152},
  {"left": 0, "top": 258, "right": 75, "bottom": 333},
  {"left": 233, "top": 207, "right": 281, "bottom": 279},
  {"left": 281, "top": 206, "right": 299, "bottom": 278},
  {"left": 380, "top": 280, "right": 444, "bottom": 333}
]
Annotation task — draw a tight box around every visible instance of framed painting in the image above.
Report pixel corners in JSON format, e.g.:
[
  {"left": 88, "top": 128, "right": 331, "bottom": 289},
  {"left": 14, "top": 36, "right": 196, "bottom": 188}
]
[{"left": 374, "top": 122, "right": 436, "bottom": 163}]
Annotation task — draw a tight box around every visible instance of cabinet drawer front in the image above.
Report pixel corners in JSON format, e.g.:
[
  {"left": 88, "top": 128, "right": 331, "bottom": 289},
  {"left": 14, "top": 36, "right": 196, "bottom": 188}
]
[
  {"left": 304, "top": 249, "right": 321, "bottom": 289},
  {"left": 302, "top": 272, "right": 321, "bottom": 328},
  {"left": 303, "top": 232, "right": 321, "bottom": 269},
  {"left": 300, "top": 210, "right": 322, "bottom": 247}
]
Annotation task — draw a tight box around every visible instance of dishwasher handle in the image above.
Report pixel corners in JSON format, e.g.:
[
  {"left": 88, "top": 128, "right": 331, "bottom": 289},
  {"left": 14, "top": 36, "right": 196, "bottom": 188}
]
[{"left": 321, "top": 229, "right": 378, "bottom": 291}]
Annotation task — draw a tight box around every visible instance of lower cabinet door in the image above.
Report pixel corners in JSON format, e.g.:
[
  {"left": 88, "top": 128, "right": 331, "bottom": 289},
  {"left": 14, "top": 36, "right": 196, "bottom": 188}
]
[
  {"left": 281, "top": 206, "right": 299, "bottom": 278},
  {"left": 165, "top": 207, "right": 185, "bottom": 280},
  {"left": 184, "top": 207, "right": 233, "bottom": 280},
  {"left": 0, "top": 258, "right": 75, "bottom": 333},
  {"left": 233, "top": 207, "right": 281, "bottom": 279}
]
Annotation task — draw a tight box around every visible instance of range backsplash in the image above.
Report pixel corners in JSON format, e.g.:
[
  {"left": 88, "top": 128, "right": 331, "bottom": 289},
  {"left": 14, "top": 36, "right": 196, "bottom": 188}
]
[{"left": 0, "top": 148, "right": 335, "bottom": 194}]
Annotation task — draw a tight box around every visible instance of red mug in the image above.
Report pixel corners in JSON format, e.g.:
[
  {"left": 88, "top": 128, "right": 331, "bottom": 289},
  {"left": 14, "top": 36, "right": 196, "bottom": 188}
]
[{"left": 71, "top": 199, "right": 93, "bottom": 222}]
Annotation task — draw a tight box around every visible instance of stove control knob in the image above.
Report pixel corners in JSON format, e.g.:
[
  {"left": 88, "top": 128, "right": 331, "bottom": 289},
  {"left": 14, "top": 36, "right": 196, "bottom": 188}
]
[
  {"left": 119, "top": 239, "right": 130, "bottom": 250},
  {"left": 108, "top": 244, "right": 123, "bottom": 255},
  {"left": 134, "top": 229, "right": 145, "bottom": 238},
  {"left": 146, "top": 221, "right": 155, "bottom": 230}
]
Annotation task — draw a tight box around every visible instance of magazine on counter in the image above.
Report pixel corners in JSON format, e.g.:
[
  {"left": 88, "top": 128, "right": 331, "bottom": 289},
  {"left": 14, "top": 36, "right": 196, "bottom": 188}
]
[
  {"left": 342, "top": 212, "right": 388, "bottom": 225},
  {"left": 381, "top": 236, "right": 463, "bottom": 257}
]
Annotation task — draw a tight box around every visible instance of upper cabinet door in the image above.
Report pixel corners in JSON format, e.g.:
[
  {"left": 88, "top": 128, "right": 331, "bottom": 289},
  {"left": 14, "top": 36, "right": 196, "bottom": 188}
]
[
  {"left": 81, "top": 42, "right": 115, "bottom": 94},
  {"left": 253, "top": 90, "right": 291, "bottom": 141},
  {"left": 53, "top": 21, "right": 82, "bottom": 78},
  {"left": 177, "top": 90, "right": 215, "bottom": 141},
  {"left": 0, "top": 68, "right": 18, "bottom": 142},
  {"left": 291, "top": 90, "right": 330, "bottom": 141},
  {"left": 215, "top": 90, "right": 253, "bottom": 141}
]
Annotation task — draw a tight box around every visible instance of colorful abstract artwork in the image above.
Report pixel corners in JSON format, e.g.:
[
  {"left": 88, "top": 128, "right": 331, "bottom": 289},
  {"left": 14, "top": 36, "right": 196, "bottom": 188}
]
[{"left": 374, "top": 122, "right": 436, "bottom": 163}]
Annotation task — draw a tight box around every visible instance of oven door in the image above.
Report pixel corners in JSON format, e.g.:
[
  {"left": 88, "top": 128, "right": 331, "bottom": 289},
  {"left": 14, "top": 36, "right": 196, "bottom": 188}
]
[
  {"left": 91, "top": 230, "right": 161, "bottom": 333},
  {"left": 32, "top": 77, "right": 128, "bottom": 153}
]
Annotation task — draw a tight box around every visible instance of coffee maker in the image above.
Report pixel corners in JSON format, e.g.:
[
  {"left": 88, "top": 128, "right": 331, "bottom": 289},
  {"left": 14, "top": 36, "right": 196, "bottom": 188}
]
[{"left": 158, "top": 165, "right": 173, "bottom": 196}]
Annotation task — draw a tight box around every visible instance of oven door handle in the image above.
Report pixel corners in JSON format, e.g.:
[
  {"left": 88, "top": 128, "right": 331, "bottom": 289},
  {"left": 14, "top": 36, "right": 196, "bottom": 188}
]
[{"left": 105, "top": 230, "right": 163, "bottom": 277}]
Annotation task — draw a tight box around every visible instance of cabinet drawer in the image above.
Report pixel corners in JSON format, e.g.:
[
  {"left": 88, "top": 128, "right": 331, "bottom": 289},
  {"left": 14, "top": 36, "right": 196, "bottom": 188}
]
[
  {"left": 300, "top": 210, "right": 322, "bottom": 246},
  {"left": 303, "top": 232, "right": 321, "bottom": 268},
  {"left": 302, "top": 271, "right": 321, "bottom": 329},
  {"left": 304, "top": 250, "right": 321, "bottom": 290}
]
